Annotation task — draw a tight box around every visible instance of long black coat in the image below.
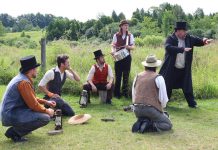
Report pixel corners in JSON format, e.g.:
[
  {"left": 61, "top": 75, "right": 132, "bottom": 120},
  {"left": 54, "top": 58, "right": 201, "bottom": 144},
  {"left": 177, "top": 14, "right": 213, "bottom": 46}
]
[{"left": 159, "top": 33, "right": 205, "bottom": 93}]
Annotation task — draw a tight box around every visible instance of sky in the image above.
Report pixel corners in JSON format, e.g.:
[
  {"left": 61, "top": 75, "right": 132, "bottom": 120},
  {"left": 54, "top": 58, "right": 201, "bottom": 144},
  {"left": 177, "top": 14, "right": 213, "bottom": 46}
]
[{"left": 0, "top": 0, "right": 217, "bottom": 22}]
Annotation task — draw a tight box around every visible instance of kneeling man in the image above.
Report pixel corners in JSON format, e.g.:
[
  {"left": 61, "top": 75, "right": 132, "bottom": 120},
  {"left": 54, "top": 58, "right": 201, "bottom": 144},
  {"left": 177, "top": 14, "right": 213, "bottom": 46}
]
[{"left": 132, "top": 55, "right": 172, "bottom": 133}]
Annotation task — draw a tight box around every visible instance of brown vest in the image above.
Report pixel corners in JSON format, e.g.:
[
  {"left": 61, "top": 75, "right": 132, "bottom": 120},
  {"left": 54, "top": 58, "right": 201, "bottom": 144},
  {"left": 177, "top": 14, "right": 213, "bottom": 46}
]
[
  {"left": 134, "top": 71, "right": 163, "bottom": 112},
  {"left": 115, "top": 32, "right": 131, "bottom": 51},
  {"left": 92, "top": 64, "right": 108, "bottom": 84}
]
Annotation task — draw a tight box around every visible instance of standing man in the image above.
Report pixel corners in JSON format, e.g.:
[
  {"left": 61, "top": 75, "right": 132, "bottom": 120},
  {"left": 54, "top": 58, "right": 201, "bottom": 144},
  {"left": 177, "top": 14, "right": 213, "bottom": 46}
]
[
  {"left": 38, "top": 54, "right": 80, "bottom": 116},
  {"left": 132, "top": 55, "right": 172, "bottom": 133},
  {"left": 159, "top": 21, "right": 212, "bottom": 108},
  {"left": 111, "top": 20, "right": 135, "bottom": 99},
  {"left": 1, "top": 56, "right": 55, "bottom": 142},
  {"left": 83, "top": 49, "right": 114, "bottom": 104}
]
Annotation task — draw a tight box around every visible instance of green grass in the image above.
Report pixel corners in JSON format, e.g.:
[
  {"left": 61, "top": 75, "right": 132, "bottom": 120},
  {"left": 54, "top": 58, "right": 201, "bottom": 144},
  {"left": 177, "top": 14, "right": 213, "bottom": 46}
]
[{"left": 0, "top": 85, "right": 218, "bottom": 150}]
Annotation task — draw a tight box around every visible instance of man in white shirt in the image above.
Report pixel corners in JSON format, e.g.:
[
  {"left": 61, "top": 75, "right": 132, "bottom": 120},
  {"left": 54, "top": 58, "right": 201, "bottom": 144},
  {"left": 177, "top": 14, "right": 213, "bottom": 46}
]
[
  {"left": 38, "top": 54, "right": 80, "bottom": 116},
  {"left": 83, "top": 49, "right": 114, "bottom": 105},
  {"left": 132, "top": 55, "right": 172, "bottom": 133}
]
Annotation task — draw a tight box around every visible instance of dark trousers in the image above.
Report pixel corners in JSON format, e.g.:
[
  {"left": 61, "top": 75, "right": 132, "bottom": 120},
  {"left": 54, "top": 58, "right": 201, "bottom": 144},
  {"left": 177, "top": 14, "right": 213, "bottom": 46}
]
[
  {"left": 114, "top": 55, "right": 131, "bottom": 97},
  {"left": 6, "top": 113, "right": 50, "bottom": 137},
  {"left": 83, "top": 82, "right": 114, "bottom": 102},
  {"left": 45, "top": 96, "right": 75, "bottom": 116},
  {"left": 134, "top": 105, "right": 172, "bottom": 132},
  {"left": 167, "top": 68, "right": 197, "bottom": 107}
]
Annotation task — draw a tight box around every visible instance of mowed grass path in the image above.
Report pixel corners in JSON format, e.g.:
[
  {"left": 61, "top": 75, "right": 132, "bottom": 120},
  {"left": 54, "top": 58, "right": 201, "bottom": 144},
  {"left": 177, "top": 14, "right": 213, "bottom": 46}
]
[{"left": 0, "top": 85, "right": 218, "bottom": 150}]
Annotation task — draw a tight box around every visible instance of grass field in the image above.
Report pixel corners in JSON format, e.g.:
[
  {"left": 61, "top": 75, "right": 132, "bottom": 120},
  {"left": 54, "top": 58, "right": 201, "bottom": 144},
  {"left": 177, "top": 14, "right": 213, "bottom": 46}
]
[
  {"left": 0, "top": 85, "right": 218, "bottom": 150},
  {"left": 0, "top": 31, "right": 218, "bottom": 149}
]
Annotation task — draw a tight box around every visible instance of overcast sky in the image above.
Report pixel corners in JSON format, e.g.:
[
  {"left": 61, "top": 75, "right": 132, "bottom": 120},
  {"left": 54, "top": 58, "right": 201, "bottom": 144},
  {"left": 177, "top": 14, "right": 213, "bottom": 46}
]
[{"left": 0, "top": 0, "right": 217, "bottom": 22}]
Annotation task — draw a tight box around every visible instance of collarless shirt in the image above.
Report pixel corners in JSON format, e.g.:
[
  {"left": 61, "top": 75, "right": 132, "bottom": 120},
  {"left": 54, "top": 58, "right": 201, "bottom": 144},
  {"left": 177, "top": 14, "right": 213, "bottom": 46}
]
[{"left": 175, "top": 38, "right": 186, "bottom": 69}]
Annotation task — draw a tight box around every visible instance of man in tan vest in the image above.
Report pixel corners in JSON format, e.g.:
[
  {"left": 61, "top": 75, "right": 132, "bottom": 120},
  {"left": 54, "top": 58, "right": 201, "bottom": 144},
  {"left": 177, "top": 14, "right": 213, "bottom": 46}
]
[{"left": 132, "top": 55, "right": 172, "bottom": 133}]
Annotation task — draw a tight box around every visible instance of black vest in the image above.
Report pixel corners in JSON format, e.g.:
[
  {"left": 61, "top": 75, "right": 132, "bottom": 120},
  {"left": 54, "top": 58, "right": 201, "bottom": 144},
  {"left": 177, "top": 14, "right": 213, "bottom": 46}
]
[{"left": 46, "top": 69, "right": 66, "bottom": 98}]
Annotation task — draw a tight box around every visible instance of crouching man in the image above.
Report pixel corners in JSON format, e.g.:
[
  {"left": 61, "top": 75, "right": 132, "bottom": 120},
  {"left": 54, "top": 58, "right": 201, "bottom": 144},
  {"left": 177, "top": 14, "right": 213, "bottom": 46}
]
[
  {"left": 0, "top": 56, "right": 55, "bottom": 142},
  {"left": 82, "top": 50, "right": 114, "bottom": 105},
  {"left": 132, "top": 55, "right": 172, "bottom": 133}
]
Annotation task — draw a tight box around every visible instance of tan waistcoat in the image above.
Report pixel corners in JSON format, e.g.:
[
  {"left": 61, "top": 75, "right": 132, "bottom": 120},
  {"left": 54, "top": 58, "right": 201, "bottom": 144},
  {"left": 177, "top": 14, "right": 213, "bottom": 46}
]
[{"left": 134, "top": 71, "right": 163, "bottom": 112}]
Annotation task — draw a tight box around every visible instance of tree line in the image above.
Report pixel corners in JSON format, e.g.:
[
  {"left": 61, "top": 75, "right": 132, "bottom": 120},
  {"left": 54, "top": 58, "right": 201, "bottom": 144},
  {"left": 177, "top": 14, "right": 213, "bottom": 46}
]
[{"left": 0, "top": 2, "right": 218, "bottom": 40}]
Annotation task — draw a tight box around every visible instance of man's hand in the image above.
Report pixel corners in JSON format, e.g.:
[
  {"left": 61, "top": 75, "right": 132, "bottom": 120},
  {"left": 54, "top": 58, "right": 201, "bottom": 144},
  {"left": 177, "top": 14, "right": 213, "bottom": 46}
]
[
  {"left": 106, "top": 83, "right": 112, "bottom": 90},
  {"left": 91, "top": 85, "right": 97, "bottom": 92},
  {"left": 46, "top": 101, "right": 56, "bottom": 108},
  {"left": 46, "top": 108, "right": 54, "bottom": 117},
  {"left": 51, "top": 94, "right": 60, "bottom": 98},
  {"left": 184, "top": 48, "right": 192, "bottom": 52},
  {"left": 203, "top": 38, "right": 213, "bottom": 45}
]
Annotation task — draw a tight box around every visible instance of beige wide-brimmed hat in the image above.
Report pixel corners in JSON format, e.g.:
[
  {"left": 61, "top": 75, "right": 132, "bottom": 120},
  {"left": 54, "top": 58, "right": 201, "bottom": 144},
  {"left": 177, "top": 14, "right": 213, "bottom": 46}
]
[
  {"left": 141, "top": 55, "right": 162, "bottom": 67},
  {"left": 68, "top": 114, "right": 92, "bottom": 125}
]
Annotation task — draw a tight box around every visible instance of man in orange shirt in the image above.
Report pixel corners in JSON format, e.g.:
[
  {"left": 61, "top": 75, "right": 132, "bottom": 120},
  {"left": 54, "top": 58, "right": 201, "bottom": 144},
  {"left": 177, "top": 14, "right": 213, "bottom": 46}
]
[{"left": 0, "top": 55, "right": 56, "bottom": 142}]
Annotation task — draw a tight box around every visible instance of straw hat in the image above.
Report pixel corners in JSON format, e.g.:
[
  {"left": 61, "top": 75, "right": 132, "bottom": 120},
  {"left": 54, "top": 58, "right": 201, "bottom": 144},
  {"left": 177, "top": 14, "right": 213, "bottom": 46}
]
[
  {"left": 141, "top": 55, "right": 162, "bottom": 67},
  {"left": 68, "top": 114, "right": 91, "bottom": 125}
]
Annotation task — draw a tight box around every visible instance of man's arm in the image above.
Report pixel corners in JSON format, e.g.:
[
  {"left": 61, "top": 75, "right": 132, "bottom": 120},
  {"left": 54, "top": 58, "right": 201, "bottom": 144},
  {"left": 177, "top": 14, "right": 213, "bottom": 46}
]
[
  {"left": 131, "top": 76, "right": 137, "bottom": 104},
  {"left": 155, "top": 76, "right": 169, "bottom": 108},
  {"left": 87, "top": 66, "right": 97, "bottom": 92},
  {"left": 18, "top": 81, "right": 53, "bottom": 115},
  {"left": 106, "top": 65, "right": 114, "bottom": 90},
  {"left": 165, "top": 36, "right": 185, "bottom": 55},
  {"left": 66, "top": 68, "right": 80, "bottom": 81}
]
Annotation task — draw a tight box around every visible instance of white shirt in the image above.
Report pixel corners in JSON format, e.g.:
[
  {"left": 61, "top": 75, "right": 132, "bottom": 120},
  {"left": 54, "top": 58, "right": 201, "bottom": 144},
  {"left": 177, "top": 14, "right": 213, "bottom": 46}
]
[
  {"left": 175, "top": 38, "right": 186, "bottom": 69},
  {"left": 87, "top": 63, "right": 113, "bottom": 81},
  {"left": 132, "top": 75, "right": 169, "bottom": 108},
  {"left": 38, "top": 66, "right": 75, "bottom": 86}
]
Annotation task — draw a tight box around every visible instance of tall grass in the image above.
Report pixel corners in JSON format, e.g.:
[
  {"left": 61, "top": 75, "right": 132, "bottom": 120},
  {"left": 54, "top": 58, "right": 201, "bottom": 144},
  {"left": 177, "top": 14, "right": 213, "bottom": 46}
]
[{"left": 0, "top": 31, "right": 218, "bottom": 99}]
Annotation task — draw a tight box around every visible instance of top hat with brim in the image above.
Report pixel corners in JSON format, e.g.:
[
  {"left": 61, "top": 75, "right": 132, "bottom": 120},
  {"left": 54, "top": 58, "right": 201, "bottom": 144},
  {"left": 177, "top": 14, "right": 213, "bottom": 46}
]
[
  {"left": 19, "top": 55, "right": 40, "bottom": 73},
  {"left": 141, "top": 55, "right": 162, "bottom": 67},
  {"left": 68, "top": 114, "right": 92, "bottom": 125},
  {"left": 119, "top": 20, "right": 129, "bottom": 27},
  {"left": 93, "top": 49, "right": 105, "bottom": 59},
  {"left": 174, "top": 21, "right": 187, "bottom": 31}
]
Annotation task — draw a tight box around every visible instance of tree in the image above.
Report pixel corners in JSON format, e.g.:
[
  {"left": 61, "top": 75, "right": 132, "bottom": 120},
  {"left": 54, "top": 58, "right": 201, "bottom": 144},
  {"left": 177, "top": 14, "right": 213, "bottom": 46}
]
[
  {"left": 162, "top": 11, "right": 176, "bottom": 37},
  {"left": 139, "top": 16, "right": 160, "bottom": 36},
  {"left": 118, "top": 12, "right": 126, "bottom": 21},
  {"left": 194, "top": 8, "right": 204, "bottom": 19},
  {"left": 112, "top": 10, "right": 119, "bottom": 22},
  {"left": 0, "top": 13, "right": 15, "bottom": 27},
  {"left": 0, "top": 21, "right": 5, "bottom": 36}
]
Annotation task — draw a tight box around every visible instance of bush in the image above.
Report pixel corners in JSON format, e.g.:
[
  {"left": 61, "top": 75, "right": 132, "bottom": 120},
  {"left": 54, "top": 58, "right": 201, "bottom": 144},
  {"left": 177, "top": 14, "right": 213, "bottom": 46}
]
[{"left": 135, "top": 36, "right": 164, "bottom": 47}]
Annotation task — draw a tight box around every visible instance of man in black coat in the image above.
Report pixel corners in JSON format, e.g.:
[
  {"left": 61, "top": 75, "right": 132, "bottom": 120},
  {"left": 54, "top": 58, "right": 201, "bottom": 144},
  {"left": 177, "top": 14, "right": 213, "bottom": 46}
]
[{"left": 159, "top": 21, "right": 212, "bottom": 108}]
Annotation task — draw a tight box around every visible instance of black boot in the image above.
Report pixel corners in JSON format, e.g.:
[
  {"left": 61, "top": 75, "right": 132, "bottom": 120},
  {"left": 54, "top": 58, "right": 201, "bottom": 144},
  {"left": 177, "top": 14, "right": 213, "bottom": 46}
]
[{"left": 5, "top": 127, "right": 27, "bottom": 143}]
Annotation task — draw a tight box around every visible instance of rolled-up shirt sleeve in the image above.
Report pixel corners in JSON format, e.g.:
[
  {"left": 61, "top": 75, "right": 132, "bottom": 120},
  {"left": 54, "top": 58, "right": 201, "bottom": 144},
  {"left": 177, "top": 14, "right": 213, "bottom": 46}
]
[
  {"left": 87, "top": 66, "right": 95, "bottom": 81},
  {"left": 38, "top": 70, "right": 54, "bottom": 86},
  {"left": 155, "top": 76, "right": 169, "bottom": 108},
  {"left": 130, "top": 34, "right": 135, "bottom": 45},
  {"left": 132, "top": 76, "right": 137, "bottom": 104},
  {"left": 18, "top": 81, "right": 46, "bottom": 113},
  {"left": 108, "top": 65, "right": 114, "bottom": 79}
]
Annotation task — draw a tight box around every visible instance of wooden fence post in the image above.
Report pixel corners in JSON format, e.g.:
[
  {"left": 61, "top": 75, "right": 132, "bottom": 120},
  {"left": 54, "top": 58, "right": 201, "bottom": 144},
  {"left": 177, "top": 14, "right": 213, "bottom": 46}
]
[{"left": 40, "top": 38, "right": 46, "bottom": 72}]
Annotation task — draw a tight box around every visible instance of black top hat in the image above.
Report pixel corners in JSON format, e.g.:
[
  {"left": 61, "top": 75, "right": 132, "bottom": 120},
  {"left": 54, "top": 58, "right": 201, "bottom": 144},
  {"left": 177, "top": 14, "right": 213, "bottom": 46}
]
[
  {"left": 19, "top": 55, "right": 40, "bottom": 73},
  {"left": 93, "top": 49, "right": 104, "bottom": 59},
  {"left": 175, "top": 21, "right": 187, "bottom": 31},
  {"left": 119, "top": 20, "right": 129, "bottom": 27}
]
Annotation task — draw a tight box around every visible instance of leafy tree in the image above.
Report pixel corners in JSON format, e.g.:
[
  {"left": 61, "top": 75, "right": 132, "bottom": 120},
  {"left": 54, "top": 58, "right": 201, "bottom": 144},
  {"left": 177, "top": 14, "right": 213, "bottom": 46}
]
[
  {"left": 0, "top": 13, "right": 15, "bottom": 27},
  {"left": 0, "top": 21, "right": 5, "bottom": 36},
  {"left": 162, "top": 10, "right": 176, "bottom": 37},
  {"left": 118, "top": 12, "right": 126, "bottom": 21},
  {"left": 112, "top": 10, "right": 119, "bottom": 22},
  {"left": 194, "top": 8, "right": 205, "bottom": 19}
]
